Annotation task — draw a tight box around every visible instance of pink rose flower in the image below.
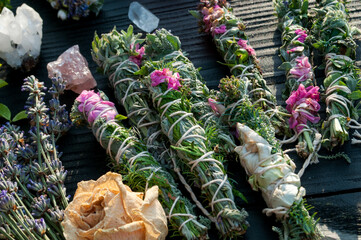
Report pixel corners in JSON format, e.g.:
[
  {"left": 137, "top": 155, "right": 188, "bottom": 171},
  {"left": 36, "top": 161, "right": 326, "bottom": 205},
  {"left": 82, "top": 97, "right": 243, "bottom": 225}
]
[
  {"left": 150, "top": 69, "right": 182, "bottom": 91},
  {"left": 295, "top": 29, "right": 307, "bottom": 43},
  {"left": 212, "top": 24, "right": 227, "bottom": 36},
  {"left": 167, "top": 73, "right": 182, "bottom": 91},
  {"left": 150, "top": 69, "right": 168, "bottom": 87},
  {"left": 76, "top": 90, "right": 117, "bottom": 125},
  {"left": 129, "top": 44, "right": 145, "bottom": 66},
  {"left": 237, "top": 39, "right": 256, "bottom": 57},
  {"left": 287, "top": 46, "right": 304, "bottom": 54},
  {"left": 289, "top": 56, "right": 312, "bottom": 82},
  {"left": 201, "top": 5, "right": 224, "bottom": 32},
  {"left": 208, "top": 98, "right": 226, "bottom": 115},
  {"left": 286, "top": 84, "right": 320, "bottom": 133}
]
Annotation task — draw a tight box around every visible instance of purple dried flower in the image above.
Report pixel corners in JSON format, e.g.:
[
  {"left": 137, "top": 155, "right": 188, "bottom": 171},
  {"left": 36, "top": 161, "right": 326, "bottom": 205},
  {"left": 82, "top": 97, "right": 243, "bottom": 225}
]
[
  {"left": 47, "top": 184, "right": 65, "bottom": 198},
  {"left": 32, "top": 195, "right": 50, "bottom": 217},
  {"left": 0, "top": 181, "right": 18, "bottom": 193},
  {"left": 27, "top": 180, "right": 45, "bottom": 193},
  {"left": 48, "top": 76, "right": 66, "bottom": 97},
  {"left": 34, "top": 218, "right": 46, "bottom": 236},
  {"left": 30, "top": 162, "right": 49, "bottom": 176},
  {"left": 49, "top": 159, "right": 63, "bottom": 170},
  {"left": 19, "top": 145, "right": 36, "bottom": 160},
  {"left": 47, "top": 170, "right": 67, "bottom": 185},
  {"left": 2, "top": 163, "right": 21, "bottom": 179},
  {"left": 48, "top": 207, "right": 64, "bottom": 222}
]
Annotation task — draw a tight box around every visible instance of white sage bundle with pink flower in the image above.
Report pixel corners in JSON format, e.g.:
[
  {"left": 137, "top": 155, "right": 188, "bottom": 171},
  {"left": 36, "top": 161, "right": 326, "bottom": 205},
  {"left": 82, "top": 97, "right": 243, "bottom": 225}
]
[
  {"left": 62, "top": 172, "right": 167, "bottom": 240},
  {"left": 144, "top": 28, "right": 236, "bottom": 156},
  {"left": 191, "top": 0, "right": 291, "bottom": 137},
  {"left": 137, "top": 61, "right": 249, "bottom": 237},
  {"left": 91, "top": 28, "right": 220, "bottom": 238},
  {"left": 70, "top": 90, "right": 210, "bottom": 240},
  {"left": 273, "top": 0, "right": 322, "bottom": 163}
]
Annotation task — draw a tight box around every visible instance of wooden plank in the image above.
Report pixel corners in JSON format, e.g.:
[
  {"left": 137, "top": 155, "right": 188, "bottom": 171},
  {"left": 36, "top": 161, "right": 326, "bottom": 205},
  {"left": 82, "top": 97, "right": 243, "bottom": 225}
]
[{"left": 308, "top": 192, "right": 361, "bottom": 239}]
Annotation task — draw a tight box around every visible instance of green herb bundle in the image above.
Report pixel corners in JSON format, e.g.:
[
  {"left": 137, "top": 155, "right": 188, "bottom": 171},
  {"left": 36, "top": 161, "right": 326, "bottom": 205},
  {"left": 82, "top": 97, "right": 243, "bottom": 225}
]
[
  {"left": 92, "top": 27, "right": 216, "bottom": 233},
  {"left": 92, "top": 27, "right": 249, "bottom": 237},
  {"left": 214, "top": 76, "right": 320, "bottom": 240},
  {"left": 273, "top": 0, "right": 322, "bottom": 160},
  {"left": 71, "top": 90, "right": 209, "bottom": 239},
  {"left": 312, "top": 0, "right": 361, "bottom": 150},
  {"left": 92, "top": 26, "right": 167, "bottom": 163},
  {"left": 144, "top": 29, "right": 236, "bottom": 155},
  {"left": 140, "top": 64, "right": 249, "bottom": 237},
  {"left": 274, "top": 0, "right": 313, "bottom": 96},
  {"left": 192, "top": 0, "right": 291, "bottom": 137}
]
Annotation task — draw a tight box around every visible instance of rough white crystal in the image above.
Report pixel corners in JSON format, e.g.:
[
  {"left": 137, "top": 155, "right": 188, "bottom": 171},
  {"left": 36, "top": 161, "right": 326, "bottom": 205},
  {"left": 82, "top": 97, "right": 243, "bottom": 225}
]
[
  {"left": 128, "top": 1, "right": 159, "bottom": 33},
  {"left": 0, "top": 4, "right": 43, "bottom": 70}
]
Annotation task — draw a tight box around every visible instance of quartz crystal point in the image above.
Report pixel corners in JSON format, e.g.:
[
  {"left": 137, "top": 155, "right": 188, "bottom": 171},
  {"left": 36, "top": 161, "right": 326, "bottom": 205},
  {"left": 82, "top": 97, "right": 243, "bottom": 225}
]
[
  {"left": 128, "top": 1, "right": 159, "bottom": 33},
  {"left": 0, "top": 4, "right": 43, "bottom": 71},
  {"left": 47, "top": 45, "right": 97, "bottom": 94}
]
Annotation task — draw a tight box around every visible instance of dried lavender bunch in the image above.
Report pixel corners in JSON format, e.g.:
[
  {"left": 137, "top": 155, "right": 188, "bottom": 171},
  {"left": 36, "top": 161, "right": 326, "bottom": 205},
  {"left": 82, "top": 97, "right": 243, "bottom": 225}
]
[
  {"left": 144, "top": 29, "right": 236, "bottom": 155},
  {"left": 140, "top": 63, "right": 249, "bottom": 237},
  {"left": 192, "top": 0, "right": 291, "bottom": 137},
  {"left": 312, "top": 0, "right": 361, "bottom": 150},
  {"left": 0, "top": 125, "right": 51, "bottom": 240},
  {"left": 273, "top": 0, "right": 322, "bottom": 160},
  {"left": 22, "top": 75, "right": 71, "bottom": 238},
  {"left": 46, "top": 0, "right": 103, "bottom": 20},
  {"left": 212, "top": 76, "right": 320, "bottom": 239},
  {"left": 70, "top": 90, "right": 210, "bottom": 240},
  {"left": 0, "top": 75, "right": 71, "bottom": 239}
]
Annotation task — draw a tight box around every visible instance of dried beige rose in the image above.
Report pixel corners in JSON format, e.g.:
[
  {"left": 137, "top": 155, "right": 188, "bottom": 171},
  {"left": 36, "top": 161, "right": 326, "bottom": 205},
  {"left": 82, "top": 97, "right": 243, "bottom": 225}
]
[{"left": 62, "top": 172, "right": 168, "bottom": 240}]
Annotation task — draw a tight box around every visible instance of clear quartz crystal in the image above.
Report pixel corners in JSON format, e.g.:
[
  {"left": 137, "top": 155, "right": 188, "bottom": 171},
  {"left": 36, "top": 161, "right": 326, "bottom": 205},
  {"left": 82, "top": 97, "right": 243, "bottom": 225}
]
[
  {"left": 128, "top": 1, "right": 159, "bottom": 33},
  {"left": 0, "top": 4, "right": 42, "bottom": 70}
]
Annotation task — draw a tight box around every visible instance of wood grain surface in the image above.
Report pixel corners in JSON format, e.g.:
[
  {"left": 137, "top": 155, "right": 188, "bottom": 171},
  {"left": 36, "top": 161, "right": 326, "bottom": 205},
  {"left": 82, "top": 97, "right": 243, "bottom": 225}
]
[{"left": 1, "top": 0, "right": 361, "bottom": 239}]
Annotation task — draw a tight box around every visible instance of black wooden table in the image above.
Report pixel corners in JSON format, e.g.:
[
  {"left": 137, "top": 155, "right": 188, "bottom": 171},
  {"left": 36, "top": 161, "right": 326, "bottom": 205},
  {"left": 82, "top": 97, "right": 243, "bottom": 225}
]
[{"left": 2, "top": 0, "right": 361, "bottom": 239}]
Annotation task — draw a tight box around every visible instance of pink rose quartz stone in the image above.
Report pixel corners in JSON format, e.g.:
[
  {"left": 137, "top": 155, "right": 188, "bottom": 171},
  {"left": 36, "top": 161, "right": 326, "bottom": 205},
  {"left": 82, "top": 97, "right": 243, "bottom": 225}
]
[{"left": 47, "top": 45, "right": 97, "bottom": 94}]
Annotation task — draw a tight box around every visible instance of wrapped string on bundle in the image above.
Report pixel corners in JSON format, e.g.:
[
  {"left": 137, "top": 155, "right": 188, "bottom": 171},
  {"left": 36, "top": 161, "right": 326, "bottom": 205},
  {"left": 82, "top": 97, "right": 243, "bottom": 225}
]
[
  {"left": 312, "top": 0, "right": 361, "bottom": 150},
  {"left": 92, "top": 26, "right": 167, "bottom": 164},
  {"left": 138, "top": 61, "right": 249, "bottom": 237},
  {"left": 144, "top": 28, "right": 236, "bottom": 155},
  {"left": 192, "top": 0, "right": 291, "bottom": 137},
  {"left": 273, "top": 0, "right": 322, "bottom": 163},
  {"left": 208, "top": 75, "right": 321, "bottom": 239},
  {"left": 92, "top": 27, "right": 218, "bottom": 229},
  {"left": 70, "top": 90, "right": 210, "bottom": 239}
]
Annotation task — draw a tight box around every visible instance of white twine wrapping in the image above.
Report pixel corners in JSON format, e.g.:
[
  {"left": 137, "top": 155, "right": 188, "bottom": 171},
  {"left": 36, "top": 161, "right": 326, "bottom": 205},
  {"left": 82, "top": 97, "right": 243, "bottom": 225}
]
[
  {"left": 324, "top": 54, "right": 361, "bottom": 139},
  {"left": 109, "top": 61, "right": 160, "bottom": 130},
  {"left": 81, "top": 97, "right": 152, "bottom": 167},
  {"left": 235, "top": 124, "right": 305, "bottom": 219},
  {"left": 81, "top": 96, "right": 205, "bottom": 232},
  {"left": 153, "top": 88, "right": 236, "bottom": 217},
  {"left": 351, "top": 130, "right": 361, "bottom": 144},
  {"left": 167, "top": 196, "right": 197, "bottom": 232},
  {"left": 168, "top": 149, "right": 215, "bottom": 222}
]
